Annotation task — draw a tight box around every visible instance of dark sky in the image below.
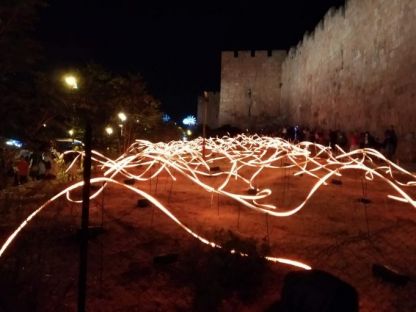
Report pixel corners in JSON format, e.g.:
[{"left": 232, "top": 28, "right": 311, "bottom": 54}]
[{"left": 38, "top": 0, "right": 345, "bottom": 121}]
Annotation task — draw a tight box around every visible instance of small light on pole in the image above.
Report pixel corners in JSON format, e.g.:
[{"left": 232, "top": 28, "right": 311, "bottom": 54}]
[
  {"left": 118, "top": 112, "right": 127, "bottom": 152},
  {"left": 68, "top": 129, "right": 74, "bottom": 136}
]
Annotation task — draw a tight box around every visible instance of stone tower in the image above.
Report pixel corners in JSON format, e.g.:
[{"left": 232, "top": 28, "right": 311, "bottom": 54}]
[{"left": 218, "top": 50, "right": 286, "bottom": 129}]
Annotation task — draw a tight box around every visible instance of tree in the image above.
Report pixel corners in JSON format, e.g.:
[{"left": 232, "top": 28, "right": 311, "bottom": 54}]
[
  {"left": 108, "top": 72, "right": 162, "bottom": 148},
  {"left": 0, "top": 0, "right": 162, "bottom": 147},
  {"left": 35, "top": 64, "right": 162, "bottom": 149}
]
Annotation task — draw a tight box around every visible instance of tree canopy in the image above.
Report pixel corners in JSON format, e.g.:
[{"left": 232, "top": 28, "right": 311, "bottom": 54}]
[{"left": 0, "top": 1, "right": 164, "bottom": 148}]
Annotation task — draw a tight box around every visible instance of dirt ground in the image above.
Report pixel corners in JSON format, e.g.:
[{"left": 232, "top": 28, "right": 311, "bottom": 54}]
[{"left": 0, "top": 155, "right": 416, "bottom": 311}]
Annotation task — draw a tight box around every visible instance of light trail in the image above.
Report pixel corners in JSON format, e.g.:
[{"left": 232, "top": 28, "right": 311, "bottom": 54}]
[{"left": 2, "top": 134, "right": 416, "bottom": 271}]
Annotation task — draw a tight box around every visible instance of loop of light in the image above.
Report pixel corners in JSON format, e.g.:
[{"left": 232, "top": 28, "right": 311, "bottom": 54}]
[{"left": 2, "top": 134, "right": 416, "bottom": 271}]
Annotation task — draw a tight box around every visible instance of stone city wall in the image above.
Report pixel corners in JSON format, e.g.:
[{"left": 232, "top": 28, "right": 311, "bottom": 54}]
[{"left": 281, "top": 0, "right": 416, "bottom": 160}]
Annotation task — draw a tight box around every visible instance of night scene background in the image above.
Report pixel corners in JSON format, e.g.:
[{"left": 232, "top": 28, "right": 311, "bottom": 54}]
[{"left": 38, "top": 0, "right": 345, "bottom": 120}]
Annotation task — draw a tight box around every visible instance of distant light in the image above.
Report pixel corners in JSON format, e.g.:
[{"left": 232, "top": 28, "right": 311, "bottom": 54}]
[
  {"left": 64, "top": 75, "right": 78, "bottom": 89},
  {"left": 105, "top": 127, "right": 113, "bottom": 135},
  {"left": 68, "top": 129, "right": 74, "bottom": 136},
  {"left": 5, "top": 139, "right": 22, "bottom": 148},
  {"left": 55, "top": 138, "right": 84, "bottom": 146},
  {"left": 118, "top": 112, "right": 127, "bottom": 122},
  {"left": 162, "top": 114, "right": 171, "bottom": 123},
  {"left": 136, "top": 119, "right": 140, "bottom": 123},
  {"left": 183, "top": 115, "right": 196, "bottom": 126},
  {"left": 43, "top": 123, "right": 47, "bottom": 128},
  {"left": 187, "top": 129, "right": 192, "bottom": 136}
]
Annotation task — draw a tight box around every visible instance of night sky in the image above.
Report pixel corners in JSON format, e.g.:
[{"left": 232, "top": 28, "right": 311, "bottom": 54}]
[{"left": 37, "top": 0, "right": 345, "bottom": 121}]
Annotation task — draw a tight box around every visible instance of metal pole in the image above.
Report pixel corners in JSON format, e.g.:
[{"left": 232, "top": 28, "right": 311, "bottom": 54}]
[
  {"left": 237, "top": 206, "right": 241, "bottom": 229},
  {"left": 78, "top": 121, "right": 92, "bottom": 312},
  {"left": 266, "top": 213, "right": 270, "bottom": 244},
  {"left": 202, "top": 92, "right": 208, "bottom": 160}
]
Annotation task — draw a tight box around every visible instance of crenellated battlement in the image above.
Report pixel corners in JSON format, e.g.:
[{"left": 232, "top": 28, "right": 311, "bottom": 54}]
[
  {"left": 286, "top": 2, "right": 350, "bottom": 61},
  {"left": 222, "top": 50, "right": 286, "bottom": 61}
]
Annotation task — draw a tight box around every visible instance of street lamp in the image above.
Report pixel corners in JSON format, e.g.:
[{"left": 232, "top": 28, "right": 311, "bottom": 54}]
[
  {"left": 105, "top": 126, "right": 113, "bottom": 136},
  {"left": 117, "top": 112, "right": 127, "bottom": 152},
  {"left": 64, "top": 74, "right": 78, "bottom": 136},
  {"left": 63, "top": 72, "right": 91, "bottom": 312},
  {"left": 105, "top": 126, "right": 114, "bottom": 154},
  {"left": 118, "top": 112, "right": 127, "bottom": 122}
]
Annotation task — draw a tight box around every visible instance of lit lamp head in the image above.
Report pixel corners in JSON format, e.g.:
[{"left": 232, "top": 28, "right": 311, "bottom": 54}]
[
  {"left": 68, "top": 129, "right": 74, "bottom": 136},
  {"left": 64, "top": 75, "right": 78, "bottom": 89},
  {"left": 118, "top": 112, "right": 127, "bottom": 122},
  {"left": 105, "top": 126, "right": 113, "bottom": 135}
]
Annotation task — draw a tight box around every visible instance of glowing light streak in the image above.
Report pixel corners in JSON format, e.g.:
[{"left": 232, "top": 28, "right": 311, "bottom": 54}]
[
  {"left": 265, "top": 257, "right": 312, "bottom": 270},
  {"left": 2, "top": 134, "right": 416, "bottom": 272}
]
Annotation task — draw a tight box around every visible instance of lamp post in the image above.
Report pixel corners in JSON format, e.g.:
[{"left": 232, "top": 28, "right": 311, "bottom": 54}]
[
  {"left": 68, "top": 129, "right": 75, "bottom": 144},
  {"left": 118, "top": 112, "right": 127, "bottom": 152},
  {"left": 105, "top": 126, "right": 113, "bottom": 154},
  {"left": 64, "top": 75, "right": 78, "bottom": 139},
  {"left": 202, "top": 91, "right": 208, "bottom": 159},
  {"left": 64, "top": 73, "right": 91, "bottom": 312}
]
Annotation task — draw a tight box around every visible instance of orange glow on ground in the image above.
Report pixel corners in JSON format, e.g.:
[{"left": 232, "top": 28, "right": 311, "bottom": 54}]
[{"left": 2, "top": 134, "right": 416, "bottom": 272}]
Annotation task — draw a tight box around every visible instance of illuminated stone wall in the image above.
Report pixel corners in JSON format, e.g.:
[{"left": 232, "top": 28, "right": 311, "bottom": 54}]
[
  {"left": 219, "top": 50, "right": 286, "bottom": 129},
  {"left": 280, "top": 0, "right": 416, "bottom": 160},
  {"left": 215, "top": 0, "right": 415, "bottom": 160}
]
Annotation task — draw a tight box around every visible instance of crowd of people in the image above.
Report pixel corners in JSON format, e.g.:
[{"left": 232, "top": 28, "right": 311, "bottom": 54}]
[
  {"left": 278, "top": 125, "right": 398, "bottom": 160},
  {"left": 0, "top": 142, "right": 65, "bottom": 190},
  {"left": 0, "top": 126, "right": 399, "bottom": 190}
]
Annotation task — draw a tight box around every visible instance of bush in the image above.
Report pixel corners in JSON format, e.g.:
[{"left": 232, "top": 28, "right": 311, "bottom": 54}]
[{"left": 181, "top": 230, "right": 271, "bottom": 311}]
